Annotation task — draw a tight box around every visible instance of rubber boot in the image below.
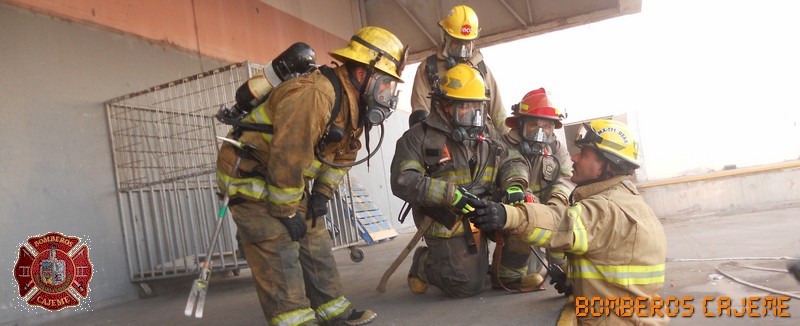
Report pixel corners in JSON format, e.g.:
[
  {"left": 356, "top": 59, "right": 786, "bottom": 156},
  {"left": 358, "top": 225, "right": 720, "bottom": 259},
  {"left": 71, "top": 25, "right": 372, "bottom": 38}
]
[
  {"left": 492, "top": 273, "right": 545, "bottom": 291},
  {"left": 407, "top": 246, "right": 428, "bottom": 294}
]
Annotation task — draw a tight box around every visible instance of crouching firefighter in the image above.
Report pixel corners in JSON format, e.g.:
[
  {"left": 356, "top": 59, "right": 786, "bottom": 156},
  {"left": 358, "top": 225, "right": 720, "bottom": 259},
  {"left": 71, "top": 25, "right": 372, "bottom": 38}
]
[
  {"left": 389, "top": 63, "right": 529, "bottom": 298},
  {"left": 468, "top": 119, "right": 668, "bottom": 325},
  {"left": 216, "top": 26, "right": 407, "bottom": 326}
]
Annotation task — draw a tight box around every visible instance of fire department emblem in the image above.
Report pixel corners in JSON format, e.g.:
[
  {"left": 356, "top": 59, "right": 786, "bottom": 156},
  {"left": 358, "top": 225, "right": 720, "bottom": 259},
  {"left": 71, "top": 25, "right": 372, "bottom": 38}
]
[
  {"left": 13, "top": 232, "right": 93, "bottom": 311},
  {"left": 460, "top": 24, "right": 472, "bottom": 35}
]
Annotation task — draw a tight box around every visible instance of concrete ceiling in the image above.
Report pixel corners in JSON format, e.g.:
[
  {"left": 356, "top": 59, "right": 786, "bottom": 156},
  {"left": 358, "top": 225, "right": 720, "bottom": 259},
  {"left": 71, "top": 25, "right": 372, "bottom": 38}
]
[{"left": 361, "top": 0, "right": 642, "bottom": 63}]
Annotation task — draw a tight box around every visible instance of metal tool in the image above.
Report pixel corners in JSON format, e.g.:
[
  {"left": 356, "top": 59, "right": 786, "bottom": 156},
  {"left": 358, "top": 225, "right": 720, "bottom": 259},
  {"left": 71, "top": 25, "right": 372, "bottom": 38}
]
[{"left": 184, "top": 136, "right": 254, "bottom": 318}]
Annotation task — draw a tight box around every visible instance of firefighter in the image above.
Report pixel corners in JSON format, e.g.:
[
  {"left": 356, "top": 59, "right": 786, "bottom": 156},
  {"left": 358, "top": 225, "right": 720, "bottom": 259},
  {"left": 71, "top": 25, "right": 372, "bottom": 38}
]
[
  {"left": 216, "top": 26, "right": 407, "bottom": 326},
  {"left": 468, "top": 119, "right": 668, "bottom": 325},
  {"left": 498, "top": 88, "right": 574, "bottom": 288},
  {"left": 390, "top": 63, "right": 529, "bottom": 298},
  {"left": 408, "top": 5, "right": 508, "bottom": 133}
]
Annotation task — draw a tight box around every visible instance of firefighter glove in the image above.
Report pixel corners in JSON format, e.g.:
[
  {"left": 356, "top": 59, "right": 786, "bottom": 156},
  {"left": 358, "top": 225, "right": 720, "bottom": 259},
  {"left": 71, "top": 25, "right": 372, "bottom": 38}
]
[
  {"left": 503, "top": 185, "right": 525, "bottom": 205},
  {"left": 469, "top": 200, "right": 507, "bottom": 232},
  {"left": 548, "top": 265, "right": 572, "bottom": 297},
  {"left": 308, "top": 192, "right": 330, "bottom": 218},
  {"left": 278, "top": 212, "right": 307, "bottom": 242},
  {"left": 451, "top": 186, "right": 484, "bottom": 214}
]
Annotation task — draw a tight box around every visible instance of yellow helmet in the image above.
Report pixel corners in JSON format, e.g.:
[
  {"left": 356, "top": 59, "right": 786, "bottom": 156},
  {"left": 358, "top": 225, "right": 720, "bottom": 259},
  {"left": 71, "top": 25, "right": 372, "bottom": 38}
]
[
  {"left": 436, "top": 63, "right": 489, "bottom": 101},
  {"left": 329, "top": 26, "right": 408, "bottom": 81},
  {"left": 439, "top": 5, "right": 480, "bottom": 40},
  {"left": 575, "top": 119, "right": 640, "bottom": 169}
]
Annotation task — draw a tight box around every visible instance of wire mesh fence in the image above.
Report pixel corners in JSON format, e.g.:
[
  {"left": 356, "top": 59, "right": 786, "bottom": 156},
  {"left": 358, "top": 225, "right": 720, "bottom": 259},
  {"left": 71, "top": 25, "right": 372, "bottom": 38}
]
[{"left": 106, "top": 63, "right": 255, "bottom": 282}]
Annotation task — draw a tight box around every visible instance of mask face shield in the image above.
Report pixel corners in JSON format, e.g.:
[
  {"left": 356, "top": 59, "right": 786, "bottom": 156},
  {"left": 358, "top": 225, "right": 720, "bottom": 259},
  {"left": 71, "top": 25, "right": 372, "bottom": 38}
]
[
  {"left": 446, "top": 101, "right": 484, "bottom": 127},
  {"left": 522, "top": 118, "right": 555, "bottom": 143},
  {"left": 445, "top": 36, "right": 474, "bottom": 61},
  {"left": 369, "top": 73, "right": 399, "bottom": 108},
  {"left": 364, "top": 72, "right": 399, "bottom": 125}
]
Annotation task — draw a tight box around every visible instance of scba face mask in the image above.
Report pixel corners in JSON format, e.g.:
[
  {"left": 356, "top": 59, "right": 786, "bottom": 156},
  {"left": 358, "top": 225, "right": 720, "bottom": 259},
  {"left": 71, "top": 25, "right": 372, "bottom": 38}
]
[
  {"left": 445, "top": 36, "right": 474, "bottom": 61},
  {"left": 363, "top": 72, "right": 399, "bottom": 125},
  {"left": 521, "top": 118, "right": 555, "bottom": 143},
  {"left": 446, "top": 101, "right": 485, "bottom": 142}
]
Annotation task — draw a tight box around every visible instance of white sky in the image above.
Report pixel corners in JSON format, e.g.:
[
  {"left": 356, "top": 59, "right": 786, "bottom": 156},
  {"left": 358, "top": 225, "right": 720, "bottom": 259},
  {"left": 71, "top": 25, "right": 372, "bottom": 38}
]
[{"left": 397, "top": 0, "right": 800, "bottom": 180}]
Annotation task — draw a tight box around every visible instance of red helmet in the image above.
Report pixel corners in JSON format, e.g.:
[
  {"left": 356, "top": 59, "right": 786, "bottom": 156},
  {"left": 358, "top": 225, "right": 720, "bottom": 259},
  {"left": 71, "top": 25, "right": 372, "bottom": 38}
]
[{"left": 505, "top": 88, "right": 564, "bottom": 129}]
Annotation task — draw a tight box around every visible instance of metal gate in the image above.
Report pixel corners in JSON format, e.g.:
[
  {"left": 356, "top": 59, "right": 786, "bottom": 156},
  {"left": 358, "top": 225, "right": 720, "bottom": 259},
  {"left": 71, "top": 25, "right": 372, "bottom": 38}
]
[{"left": 105, "top": 62, "right": 364, "bottom": 286}]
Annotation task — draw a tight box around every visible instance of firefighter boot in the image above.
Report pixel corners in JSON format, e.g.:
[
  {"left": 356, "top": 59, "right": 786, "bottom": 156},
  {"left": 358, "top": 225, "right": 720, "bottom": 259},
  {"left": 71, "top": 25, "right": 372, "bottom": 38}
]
[
  {"left": 407, "top": 246, "right": 429, "bottom": 294},
  {"left": 341, "top": 309, "right": 377, "bottom": 326},
  {"left": 492, "top": 273, "right": 545, "bottom": 291}
]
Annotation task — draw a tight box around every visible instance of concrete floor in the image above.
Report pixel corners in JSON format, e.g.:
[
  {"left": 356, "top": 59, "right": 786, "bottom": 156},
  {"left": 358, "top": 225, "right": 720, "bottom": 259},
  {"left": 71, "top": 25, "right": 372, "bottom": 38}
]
[{"left": 42, "top": 207, "right": 800, "bottom": 325}]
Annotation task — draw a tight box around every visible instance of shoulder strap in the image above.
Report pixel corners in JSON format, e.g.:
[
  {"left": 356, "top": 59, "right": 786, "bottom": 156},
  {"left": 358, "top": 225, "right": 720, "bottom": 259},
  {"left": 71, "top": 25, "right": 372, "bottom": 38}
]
[
  {"left": 476, "top": 61, "right": 490, "bottom": 98},
  {"left": 424, "top": 54, "right": 439, "bottom": 90},
  {"left": 217, "top": 114, "right": 273, "bottom": 134},
  {"left": 420, "top": 123, "right": 448, "bottom": 173},
  {"left": 476, "top": 61, "right": 487, "bottom": 78},
  {"left": 319, "top": 66, "right": 343, "bottom": 130}
]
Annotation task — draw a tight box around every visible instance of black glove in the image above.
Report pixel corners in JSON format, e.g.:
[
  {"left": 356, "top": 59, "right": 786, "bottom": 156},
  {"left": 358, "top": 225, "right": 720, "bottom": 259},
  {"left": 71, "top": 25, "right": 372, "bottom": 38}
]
[
  {"left": 278, "top": 212, "right": 307, "bottom": 242},
  {"left": 503, "top": 185, "right": 525, "bottom": 205},
  {"left": 468, "top": 200, "right": 506, "bottom": 232},
  {"left": 308, "top": 192, "right": 330, "bottom": 218},
  {"left": 547, "top": 265, "right": 572, "bottom": 297},
  {"left": 307, "top": 192, "right": 330, "bottom": 228},
  {"left": 451, "top": 186, "right": 484, "bottom": 214}
]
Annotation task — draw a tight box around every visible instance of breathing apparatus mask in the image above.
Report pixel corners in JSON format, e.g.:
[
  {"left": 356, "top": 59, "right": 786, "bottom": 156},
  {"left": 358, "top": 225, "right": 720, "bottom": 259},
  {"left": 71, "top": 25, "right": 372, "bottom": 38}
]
[
  {"left": 362, "top": 72, "right": 399, "bottom": 126},
  {"left": 446, "top": 100, "right": 486, "bottom": 142},
  {"left": 444, "top": 35, "right": 474, "bottom": 63},
  {"left": 520, "top": 118, "right": 555, "bottom": 156}
]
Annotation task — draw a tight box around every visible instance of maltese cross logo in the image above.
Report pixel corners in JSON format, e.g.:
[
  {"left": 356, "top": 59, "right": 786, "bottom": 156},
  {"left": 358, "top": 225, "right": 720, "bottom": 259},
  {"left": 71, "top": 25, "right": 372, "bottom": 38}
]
[
  {"left": 13, "top": 232, "right": 93, "bottom": 311},
  {"left": 460, "top": 24, "right": 472, "bottom": 35}
]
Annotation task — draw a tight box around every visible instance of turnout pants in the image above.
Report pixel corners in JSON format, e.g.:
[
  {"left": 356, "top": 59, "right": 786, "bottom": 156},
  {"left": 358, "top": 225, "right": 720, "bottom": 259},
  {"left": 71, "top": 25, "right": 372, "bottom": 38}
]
[
  {"left": 420, "top": 232, "right": 490, "bottom": 298},
  {"left": 232, "top": 200, "right": 352, "bottom": 326},
  {"left": 494, "top": 232, "right": 539, "bottom": 280}
]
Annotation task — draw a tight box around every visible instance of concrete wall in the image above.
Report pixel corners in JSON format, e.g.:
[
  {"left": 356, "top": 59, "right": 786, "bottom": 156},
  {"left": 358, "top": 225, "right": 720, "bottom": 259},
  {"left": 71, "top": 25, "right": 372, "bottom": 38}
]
[
  {"left": 262, "top": 0, "right": 362, "bottom": 41},
  {"left": 639, "top": 162, "right": 800, "bottom": 218},
  {"left": 4, "top": 0, "right": 352, "bottom": 65},
  {"left": 0, "top": 4, "right": 227, "bottom": 324}
]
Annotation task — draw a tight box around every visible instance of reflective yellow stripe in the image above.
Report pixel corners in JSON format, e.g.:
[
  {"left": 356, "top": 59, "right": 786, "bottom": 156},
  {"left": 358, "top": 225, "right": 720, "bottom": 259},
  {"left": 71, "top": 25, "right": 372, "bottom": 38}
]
[
  {"left": 304, "top": 160, "right": 323, "bottom": 178},
  {"left": 568, "top": 205, "right": 588, "bottom": 254},
  {"left": 216, "top": 170, "right": 268, "bottom": 201},
  {"left": 497, "top": 264, "right": 529, "bottom": 279},
  {"left": 266, "top": 185, "right": 304, "bottom": 205},
  {"left": 426, "top": 181, "right": 448, "bottom": 205},
  {"left": 315, "top": 296, "right": 351, "bottom": 322},
  {"left": 429, "top": 220, "right": 468, "bottom": 238},
  {"left": 242, "top": 105, "right": 273, "bottom": 143},
  {"left": 560, "top": 163, "right": 572, "bottom": 175},
  {"left": 526, "top": 227, "right": 552, "bottom": 247},
  {"left": 398, "top": 160, "right": 424, "bottom": 172},
  {"left": 271, "top": 307, "right": 315, "bottom": 326},
  {"left": 434, "top": 167, "right": 496, "bottom": 184},
  {"left": 569, "top": 258, "right": 665, "bottom": 286},
  {"left": 317, "top": 167, "right": 346, "bottom": 186}
]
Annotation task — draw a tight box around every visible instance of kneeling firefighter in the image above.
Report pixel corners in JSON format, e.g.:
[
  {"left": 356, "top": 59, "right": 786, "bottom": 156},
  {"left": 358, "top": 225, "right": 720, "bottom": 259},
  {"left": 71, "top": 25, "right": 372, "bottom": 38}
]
[
  {"left": 389, "top": 63, "right": 530, "bottom": 298},
  {"left": 502, "top": 88, "right": 575, "bottom": 285},
  {"left": 216, "top": 26, "right": 407, "bottom": 326}
]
